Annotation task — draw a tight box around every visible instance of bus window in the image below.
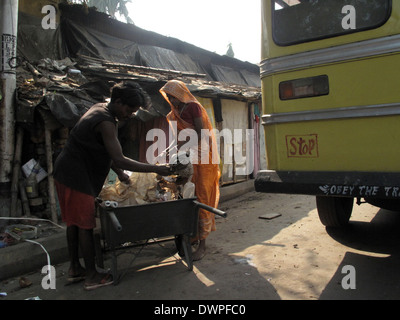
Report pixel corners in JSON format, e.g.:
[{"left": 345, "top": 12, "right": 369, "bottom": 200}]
[{"left": 272, "top": 0, "right": 392, "bottom": 46}]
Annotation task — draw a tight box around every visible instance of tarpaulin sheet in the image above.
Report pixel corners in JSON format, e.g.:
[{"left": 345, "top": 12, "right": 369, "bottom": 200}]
[
  {"left": 211, "top": 64, "right": 261, "bottom": 87},
  {"left": 211, "top": 64, "right": 248, "bottom": 86},
  {"left": 45, "top": 93, "right": 85, "bottom": 128},
  {"left": 137, "top": 45, "right": 207, "bottom": 75},
  {"left": 62, "top": 19, "right": 140, "bottom": 65},
  {"left": 240, "top": 69, "right": 261, "bottom": 88},
  {"left": 62, "top": 19, "right": 209, "bottom": 78},
  {"left": 18, "top": 12, "right": 66, "bottom": 62},
  {"left": 18, "top": 14, "right": 260, "bottom": 88}
]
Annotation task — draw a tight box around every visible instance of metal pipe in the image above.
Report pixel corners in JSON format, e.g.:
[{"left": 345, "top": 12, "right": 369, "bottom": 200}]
[{"left": 193, "top": 200, "right": 227, "bottom": 218}]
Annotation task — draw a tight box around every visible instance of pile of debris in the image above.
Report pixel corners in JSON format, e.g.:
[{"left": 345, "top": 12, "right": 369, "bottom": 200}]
[
  {"left": 98, "top": 160, "right": 195, "bottom": 207},
  {"left": 16, "top": 55, "right": 261, "bottom": 129},
  {"left": 16, "top": 56, "right": 107, "bottom": 127},
  {"left": 99, "top": 172, "right": 180, "bottom": 206}
]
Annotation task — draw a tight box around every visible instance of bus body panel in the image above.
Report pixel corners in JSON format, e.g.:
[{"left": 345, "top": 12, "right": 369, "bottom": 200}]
[
  {"left": 258, "top": 0, "right": 400, "bottom": 204},
  {"left": 263, "top": 52, "right": 400, "bottom": 172}
]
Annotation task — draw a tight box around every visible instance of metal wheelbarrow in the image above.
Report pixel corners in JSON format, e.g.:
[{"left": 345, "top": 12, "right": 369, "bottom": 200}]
[{"left": 95, "top": 197, "right": 226, "bottom": 284}]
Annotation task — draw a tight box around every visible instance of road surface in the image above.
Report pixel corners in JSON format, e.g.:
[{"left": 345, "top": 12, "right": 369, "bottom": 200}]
[{"left": 2, "top": 190, "right": 400, "bottom": 301}]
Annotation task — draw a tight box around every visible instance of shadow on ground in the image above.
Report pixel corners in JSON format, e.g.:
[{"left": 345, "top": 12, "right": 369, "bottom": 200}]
[{"left": 320, "top": 208, "right": 400, "bottom": 299}]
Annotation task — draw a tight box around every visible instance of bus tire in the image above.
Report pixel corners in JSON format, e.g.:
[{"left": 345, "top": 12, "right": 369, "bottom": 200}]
[{"left": 316, "top": 196, "right": 353, "bottom": 227}]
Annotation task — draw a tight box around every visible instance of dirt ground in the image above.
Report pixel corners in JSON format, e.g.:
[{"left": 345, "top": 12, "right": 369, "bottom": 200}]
[{"left": 2, "top": 190, "right": 400, "bottom": 301}]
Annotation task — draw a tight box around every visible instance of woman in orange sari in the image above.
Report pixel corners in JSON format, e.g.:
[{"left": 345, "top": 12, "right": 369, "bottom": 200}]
[{"left": 160, "top": 80, "right": 220, "bottom": 261}]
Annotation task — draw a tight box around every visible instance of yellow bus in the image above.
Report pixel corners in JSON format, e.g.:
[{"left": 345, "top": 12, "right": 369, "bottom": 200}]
[{"left": 255, "top": 0, "right": 400, "bottom": 227}]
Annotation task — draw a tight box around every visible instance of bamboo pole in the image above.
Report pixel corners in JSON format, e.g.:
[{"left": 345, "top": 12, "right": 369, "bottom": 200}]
[
  {"left": 18, "top": 179, "right": 30, "bottom": 216},
  {"left": 10, "top": 126, "right": 24, "bottom": 216},
  {"left": 44, "top": 125, "right": 58, "bottom": 223}
]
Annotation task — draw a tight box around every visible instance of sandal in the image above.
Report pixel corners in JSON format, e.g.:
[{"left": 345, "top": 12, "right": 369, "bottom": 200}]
[
  {"left": 67, "top": 273, "right": 86, "bottom": 283},
  {"left": 84, "top": 273, "right": 113, "bottom": 291},
  {"left": 67, "top": 267, "right": 86, "bottom": 284}
]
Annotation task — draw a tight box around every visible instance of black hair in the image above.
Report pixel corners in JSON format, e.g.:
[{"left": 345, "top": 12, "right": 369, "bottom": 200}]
[{"left": 110, "top": 81, "right": 151, "bottom": 109}]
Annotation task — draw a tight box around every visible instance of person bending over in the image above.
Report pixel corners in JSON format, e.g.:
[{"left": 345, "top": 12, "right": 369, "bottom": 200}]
[{"left": 54, "top": 81, "right": 171, "bottom": 290}]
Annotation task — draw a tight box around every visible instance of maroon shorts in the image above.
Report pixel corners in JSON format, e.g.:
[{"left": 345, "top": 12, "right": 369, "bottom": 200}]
[{"left": 55, "top": 181, "right": 96, "bottom": 229}]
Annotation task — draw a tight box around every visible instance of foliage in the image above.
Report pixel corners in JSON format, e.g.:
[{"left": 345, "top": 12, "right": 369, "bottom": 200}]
[{"left": 70, "top": 0, "right": 134, "bottom": 24}]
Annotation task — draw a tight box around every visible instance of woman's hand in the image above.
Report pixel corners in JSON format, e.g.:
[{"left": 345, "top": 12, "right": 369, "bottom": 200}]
[{"left": 155, "top": 165, "right": 174, "bottom": 176}]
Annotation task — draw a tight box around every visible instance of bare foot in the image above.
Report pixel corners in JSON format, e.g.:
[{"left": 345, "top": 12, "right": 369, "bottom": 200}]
[{"left": 192, "top": 240, "right": 206, "bottom": 261}]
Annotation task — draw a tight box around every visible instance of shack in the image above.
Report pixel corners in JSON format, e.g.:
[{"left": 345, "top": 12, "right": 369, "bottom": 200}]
[{"left": 12, "top": 1, "right": 265, "bottom": 221}]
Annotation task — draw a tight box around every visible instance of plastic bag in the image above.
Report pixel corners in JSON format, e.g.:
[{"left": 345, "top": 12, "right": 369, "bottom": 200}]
[{"left": 99, "top": 172, "right": 158, "bottom": 206}]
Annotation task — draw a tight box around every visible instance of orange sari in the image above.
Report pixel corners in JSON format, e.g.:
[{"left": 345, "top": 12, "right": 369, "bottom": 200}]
[{"left": 160, "top": 80, "right": 220, "bottom": 241}]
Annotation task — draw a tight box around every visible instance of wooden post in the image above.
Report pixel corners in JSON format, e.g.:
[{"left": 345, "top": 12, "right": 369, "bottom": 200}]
[
  {"left": 18, "top": 179, "right": 30, "bottom": 216},
  {"left": 44, "top": 125, "right": 58, "bottom": 223},
  {"left": 10, "top": 126, "right": 24, "bottom": 216}
]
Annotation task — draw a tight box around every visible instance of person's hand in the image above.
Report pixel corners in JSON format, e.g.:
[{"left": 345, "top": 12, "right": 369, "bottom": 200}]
[
  {"left": 118, "top": 171, "right": 131, "bottom": 184},
  {"left": 155, "top": 165, "right": 174, "bottom": 176}
]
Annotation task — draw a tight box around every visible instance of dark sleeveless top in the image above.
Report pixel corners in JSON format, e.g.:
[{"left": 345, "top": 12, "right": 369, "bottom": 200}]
[{"left": 54, "top": 103, "right": 116, "bottom": 196}]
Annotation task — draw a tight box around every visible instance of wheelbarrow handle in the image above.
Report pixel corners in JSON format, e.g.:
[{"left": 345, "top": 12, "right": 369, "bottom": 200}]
[
  {"left": 108, "top": 211, "right": 122, "bottom": 232},
  {"left": 193, "top": 201, "right": 227, "bottom": 218}
]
